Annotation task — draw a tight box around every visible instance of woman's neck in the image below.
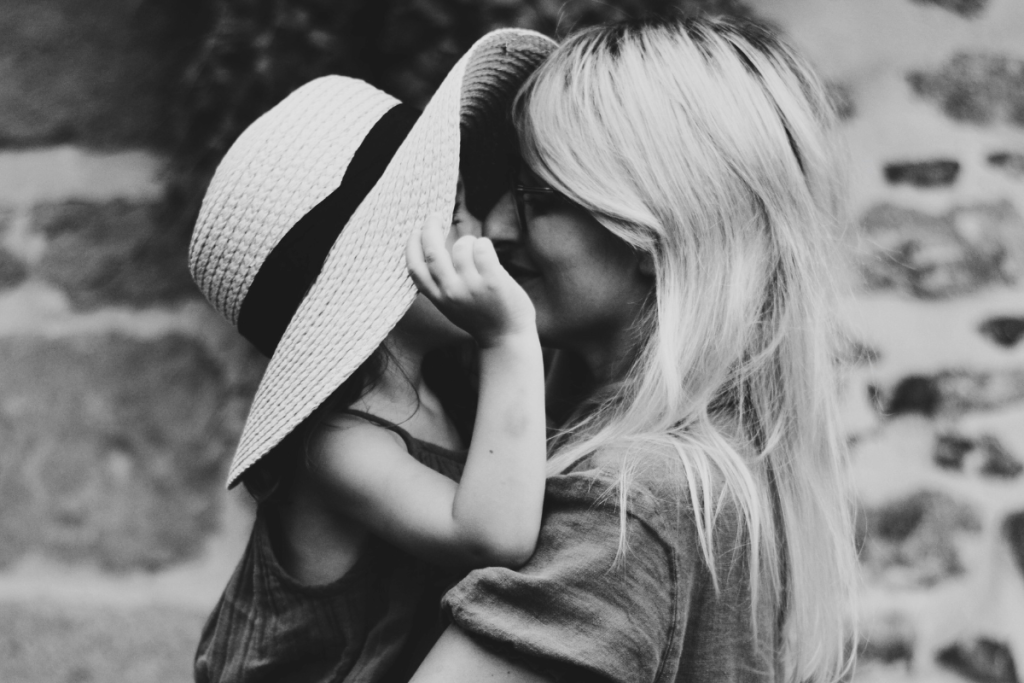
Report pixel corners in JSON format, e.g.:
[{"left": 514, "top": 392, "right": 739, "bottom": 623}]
[
  {"left": 574, "top": 324, "right": 637, "bottom": 390},
  {"left": 546, "top": 326, "right": 637, "bottom": 428}
]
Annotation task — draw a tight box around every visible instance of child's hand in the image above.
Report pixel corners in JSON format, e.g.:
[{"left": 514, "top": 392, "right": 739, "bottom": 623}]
[{"left": 407, "top": 214, "right": 536, "bottom": 348}]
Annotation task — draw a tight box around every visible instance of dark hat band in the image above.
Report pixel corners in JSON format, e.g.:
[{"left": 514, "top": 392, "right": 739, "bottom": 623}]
[{"left": 237, "top": 103, "right": 420, "bottom": 358}]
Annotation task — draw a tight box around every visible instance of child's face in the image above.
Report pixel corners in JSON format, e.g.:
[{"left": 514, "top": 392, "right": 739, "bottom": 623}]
[{"left": 397, "top": 176, "right": 484, "bottom": 348}]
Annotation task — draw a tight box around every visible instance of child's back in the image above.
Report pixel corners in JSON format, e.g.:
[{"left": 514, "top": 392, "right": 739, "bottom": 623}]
[
  {"left": 196, "top": 413, "right": 468, "bottom": 683},
  {"left": 273, "top": 394, "right": 465, "bottom": 586}
]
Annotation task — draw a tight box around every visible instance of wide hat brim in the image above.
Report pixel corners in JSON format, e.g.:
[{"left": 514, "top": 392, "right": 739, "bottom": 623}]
[{"left": 225, "top": 29, "right": 556, "bottom": 488}]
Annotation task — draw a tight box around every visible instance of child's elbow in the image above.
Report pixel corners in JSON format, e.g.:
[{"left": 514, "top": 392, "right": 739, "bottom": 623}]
[
  {"left": 493, "top": 537, "right": 537, "bottom": 568},
  {"left": 464, "top": 534, "right": 537, "bottom": 569}
]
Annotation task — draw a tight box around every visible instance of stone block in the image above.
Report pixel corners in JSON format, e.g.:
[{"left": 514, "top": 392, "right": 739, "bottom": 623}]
[
  {"left": 32, "top": 200, "right": 198, "bottom": 310},
  {"left": 976, "top": 436, "right": 1024, "bottom": 478},
  {"left": 1006, "top": 511, "right": 1024, "bottom": 579},
  {"left": 0, "top": 248, "right": 27, "bottom": 290},
  {"left": 933, "top": 432, "right": 1022, "bottom": 478},
  {"left": 860, "top": 612, "right": 915, "bottom": 665},
  {"left": 908, "top": 54, "right": 1024, "bottom": 126},
  {"left": 0, "top": 601, "right": 202, "bottom": 683},
  {"left": 0, "top": 207, "right": 27, "bottom": 290},
  {"left": 0, "top": 148, "right": 166, "bottom": 206},
  {"left": 876, "top": 369, "right": 1024, "bottom": 417},
  {"left": 910, "top": 0, "right": 989, "bottom": 17},
  {"left": 980, "top": 316, "right": 1024, "bottom": 348},
  {"left": 988, "top": 152, "right": 1024, "bottom": 178},
  {"left": 858, "top": 201, "right": 1024, "bottom": 297},
  {"left": 937, "top": 639, "right": 1018, "bottom": 683},
  {"left": 934, "top": 432, "right": 975, "bottom": 469},
  {"left": 847, "top": 340, "right": 882, "bottom": 366},
  {"left": 860, "top": 490, "right": 981, "bottom": 588},
  {"left": 0, "top": 0, "right": 208, "bottom": 149},
  {"left": 883, "top": 160, "right": 960, "bottom": 188},
  {"left": 0, "top": 333, "right": 251, "bottom": 571}
]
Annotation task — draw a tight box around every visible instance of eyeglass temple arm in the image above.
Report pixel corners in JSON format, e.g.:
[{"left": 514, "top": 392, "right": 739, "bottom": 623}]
[{"left": 514, "top": 185, "right": 558, "bottom": 194}]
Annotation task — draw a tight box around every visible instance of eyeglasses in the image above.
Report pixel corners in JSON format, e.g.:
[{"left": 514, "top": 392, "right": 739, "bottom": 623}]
[{"left": 511, "top": 180, "right": 559, "bottom": 235}]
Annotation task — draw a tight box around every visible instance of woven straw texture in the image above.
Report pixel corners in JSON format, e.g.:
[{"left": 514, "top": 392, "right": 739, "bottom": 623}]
[
  {"left": 189, "top": 29, "right": 555, "bottom": 488},
  {"left": 190, "top": 79, "right": 398, "bottom": 327}
]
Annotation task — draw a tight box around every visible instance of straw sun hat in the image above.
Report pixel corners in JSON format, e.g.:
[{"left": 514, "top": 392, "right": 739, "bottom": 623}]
[{"left": 190, "top": 29, "right": 556, "bottom": 488}]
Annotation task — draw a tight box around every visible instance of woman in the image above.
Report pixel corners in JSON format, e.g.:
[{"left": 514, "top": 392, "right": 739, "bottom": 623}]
[{"left": 410, "top": 16, "right": 858, "bottom": 683}]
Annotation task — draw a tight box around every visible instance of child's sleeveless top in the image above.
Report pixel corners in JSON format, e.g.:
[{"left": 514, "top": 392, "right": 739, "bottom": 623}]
[{"left": 194, "top": 412, "right": 467, "bottom": 683}]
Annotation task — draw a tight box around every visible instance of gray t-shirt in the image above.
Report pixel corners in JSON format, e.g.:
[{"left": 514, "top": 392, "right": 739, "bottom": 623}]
[{"left": 442, "top": 448, "right": 780, "bottom": 682}]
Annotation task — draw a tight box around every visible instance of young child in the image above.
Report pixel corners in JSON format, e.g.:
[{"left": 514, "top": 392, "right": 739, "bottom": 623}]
[{"left": 188, "top": 29, "right": 556, "bottom": 683}]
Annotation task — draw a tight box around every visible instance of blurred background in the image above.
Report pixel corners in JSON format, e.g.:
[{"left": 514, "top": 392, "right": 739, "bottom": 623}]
[{"left": 0, "top": 0, "right": 1021, "bottom": 681}]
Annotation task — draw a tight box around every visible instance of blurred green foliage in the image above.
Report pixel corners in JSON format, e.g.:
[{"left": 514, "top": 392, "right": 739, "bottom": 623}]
[{"left": 174, "top": 0, "right": 749, "bottom": 176}]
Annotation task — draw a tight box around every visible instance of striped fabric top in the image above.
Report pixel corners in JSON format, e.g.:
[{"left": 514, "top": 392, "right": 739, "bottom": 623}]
[{"left": 195, "top": 416, "right": 467, "bottom": 683}]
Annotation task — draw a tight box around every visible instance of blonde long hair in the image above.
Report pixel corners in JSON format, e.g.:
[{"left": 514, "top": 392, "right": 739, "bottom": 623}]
[{"left": 515, "top": 17, "right": 857, "bottom": 683}]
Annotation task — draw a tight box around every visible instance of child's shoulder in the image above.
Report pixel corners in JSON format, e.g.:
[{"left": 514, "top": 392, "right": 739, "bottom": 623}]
[{"left": 309, "top": 412, "right": 411, "bottom": 464}]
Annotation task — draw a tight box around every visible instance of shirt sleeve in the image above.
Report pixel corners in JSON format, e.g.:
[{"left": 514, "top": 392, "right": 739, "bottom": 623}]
[{"left": 441, "top": 470, "right": 701, "bottom": 683}]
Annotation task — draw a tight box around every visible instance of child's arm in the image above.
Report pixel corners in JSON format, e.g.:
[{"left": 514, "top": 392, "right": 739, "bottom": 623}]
[
  {"left": 407, "top": 215, "right": 546, "bottom": 565},
  {"left": 308, "top": 216, "right": 545, "bottom": 569}
]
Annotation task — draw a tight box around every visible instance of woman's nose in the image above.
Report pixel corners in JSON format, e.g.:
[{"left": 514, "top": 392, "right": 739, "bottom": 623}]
[
  {"left": 483, "top": 192, "right": 522, "bottom": 247},
  {"left": 453, "top": 211, "right": 482, "bottom": 239}
]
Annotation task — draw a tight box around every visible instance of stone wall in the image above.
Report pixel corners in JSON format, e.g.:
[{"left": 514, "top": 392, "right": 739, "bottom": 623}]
[
  {"left": 757, "top": 0, "right": 1024, "bottom": 680},
  {"left": 0, "top": 1, "right": 1021, "bottom": 682},
  {"left": 0, "top": 3, "right": 260, "bottom": 681}
]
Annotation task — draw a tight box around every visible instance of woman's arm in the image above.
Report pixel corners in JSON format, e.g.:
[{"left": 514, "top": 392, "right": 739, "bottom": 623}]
[
  {"left": 410, "top": 626, "right": 553, "bottom": 683},
  {"left": 413, "top": 468, "right": 686, "bottom": 683}
]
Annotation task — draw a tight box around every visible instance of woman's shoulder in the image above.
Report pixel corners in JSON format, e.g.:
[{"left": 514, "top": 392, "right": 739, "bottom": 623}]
[
  {"left": 552, "top": 437, "right": 742, "bottom": 539},
  {"left": 560, "top": 438, "right": 692, "bottom": 495}
]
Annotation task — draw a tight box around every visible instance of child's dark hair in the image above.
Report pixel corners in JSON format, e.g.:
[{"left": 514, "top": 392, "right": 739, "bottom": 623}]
[{"left": 241, "top": 347, "right": 391, "bottom": 503}]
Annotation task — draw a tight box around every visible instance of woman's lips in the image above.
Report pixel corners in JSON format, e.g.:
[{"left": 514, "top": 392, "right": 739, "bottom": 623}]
[{"left": 492, "top": 244, "right": 539, "bottom": 281}]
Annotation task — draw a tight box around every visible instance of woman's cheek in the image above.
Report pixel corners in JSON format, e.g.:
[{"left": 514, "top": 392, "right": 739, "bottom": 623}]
[
  {"left": 518, "top": 279, "right": 559, "bottom": 340},
  {"left": 519, "top": 278, "right": 548, "bottom": 317}
]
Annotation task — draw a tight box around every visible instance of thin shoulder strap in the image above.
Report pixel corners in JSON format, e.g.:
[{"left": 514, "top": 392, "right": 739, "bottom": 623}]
[{"left": 340, "top": 409, "right": 416, "bottom": 454}]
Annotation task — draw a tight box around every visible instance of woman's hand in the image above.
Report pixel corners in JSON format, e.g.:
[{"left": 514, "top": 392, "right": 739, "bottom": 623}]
[{"left": 407, "top": 214, "right": 536, "bottom": 348}]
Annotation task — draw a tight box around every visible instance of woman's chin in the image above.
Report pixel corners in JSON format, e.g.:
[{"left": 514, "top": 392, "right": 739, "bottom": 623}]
[
  {"left": 532, "top": 310, "right": 563, "bottom": 348},
  {"left": 444, "top": 325, "right": 475, "bottom": 344}
]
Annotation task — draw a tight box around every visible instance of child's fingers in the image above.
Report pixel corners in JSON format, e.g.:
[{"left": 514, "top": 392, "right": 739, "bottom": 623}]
[
  {"left": 406, "top": 221, "right": 442, "bottom": 299},
  {"left": 420, "top": 216, "right": 462, "bottom": 296},
  {"left": 472, "top": 237, "right": 508, "bottom": 281},
  {"left": 451, "top": 235, "right": 482, "bottom": 284}
]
